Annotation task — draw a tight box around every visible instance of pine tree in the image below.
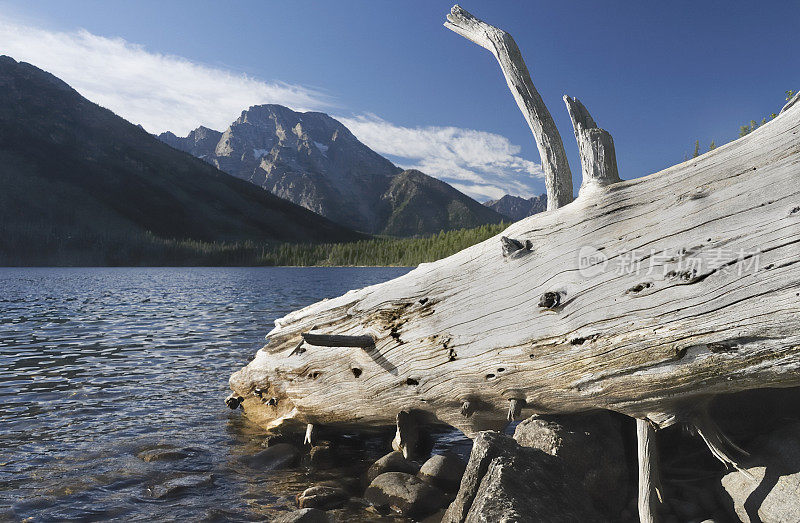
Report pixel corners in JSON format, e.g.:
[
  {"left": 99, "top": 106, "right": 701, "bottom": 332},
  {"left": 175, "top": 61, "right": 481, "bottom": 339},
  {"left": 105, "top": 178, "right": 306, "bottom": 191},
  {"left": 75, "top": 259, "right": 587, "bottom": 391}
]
[
  {"left": 692, "top": 140, "right": 700, "bottom": 158},
  {"left": 709, "top": 140, "right": 716, "bottom": 151}
]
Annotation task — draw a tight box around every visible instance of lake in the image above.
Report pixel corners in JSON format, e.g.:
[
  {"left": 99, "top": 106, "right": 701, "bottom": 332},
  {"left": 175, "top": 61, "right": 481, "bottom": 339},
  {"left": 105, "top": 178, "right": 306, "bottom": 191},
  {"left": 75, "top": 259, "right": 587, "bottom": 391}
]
[{"left": 0, "top": 267, "right": 470, "bottom": 521}]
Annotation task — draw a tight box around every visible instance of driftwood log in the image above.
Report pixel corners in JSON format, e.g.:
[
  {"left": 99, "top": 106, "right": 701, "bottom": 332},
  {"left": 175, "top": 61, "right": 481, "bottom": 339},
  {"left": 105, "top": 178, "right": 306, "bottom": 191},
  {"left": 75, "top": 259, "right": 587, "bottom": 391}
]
[{"left": 230, "top": 5, "right": 799, "bottom": 522}]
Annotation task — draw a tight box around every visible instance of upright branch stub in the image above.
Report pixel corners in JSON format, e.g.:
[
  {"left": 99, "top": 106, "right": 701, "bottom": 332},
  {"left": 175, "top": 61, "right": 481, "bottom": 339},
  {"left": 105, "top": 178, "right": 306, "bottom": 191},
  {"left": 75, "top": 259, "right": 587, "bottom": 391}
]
[
  {"left": 445, "top": 5, "right": 573, "bottom": 210},
  {"left": 563, "top": 96, "right": 620, "bottom": 196},
  {"left": 392, "top": 410, "right": 420, "bottom": 459}
]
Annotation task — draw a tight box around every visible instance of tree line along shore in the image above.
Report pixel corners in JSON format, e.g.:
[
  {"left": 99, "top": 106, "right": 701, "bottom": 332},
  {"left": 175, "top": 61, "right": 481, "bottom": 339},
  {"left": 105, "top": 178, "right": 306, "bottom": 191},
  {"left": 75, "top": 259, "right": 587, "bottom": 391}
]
[{"left": 0, "top": 222, "right": 509, "bottom": 267}]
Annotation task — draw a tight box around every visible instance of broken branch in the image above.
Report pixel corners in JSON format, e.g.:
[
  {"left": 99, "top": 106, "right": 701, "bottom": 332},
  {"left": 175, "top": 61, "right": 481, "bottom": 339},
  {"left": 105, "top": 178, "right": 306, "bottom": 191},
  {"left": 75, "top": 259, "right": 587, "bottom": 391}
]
[{"left": 445, "top": 5, "right": 573, "bottom": 210}]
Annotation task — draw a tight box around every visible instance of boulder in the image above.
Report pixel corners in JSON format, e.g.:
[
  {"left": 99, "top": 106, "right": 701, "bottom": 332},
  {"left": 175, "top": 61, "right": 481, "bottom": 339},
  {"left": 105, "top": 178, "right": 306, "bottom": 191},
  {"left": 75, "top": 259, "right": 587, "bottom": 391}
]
[
  {"left": 442, "top": 431, "right": 604, "bottom": 523},
  {"left": 238, "top": 443, "right": 299, "bottom": 470},
  {"left": 418, "top": 453, "right": 467, "bottom": 492},
  {"left": 271, "top": 508, "right": 334, "bottom": 523},
  {"left": 148, "top": 474, "right": 213, "bottom": 499},
  {"left": 667, "top": 498, "right": 704, "bottom": 521},
  {"left": 513, "top": 412, "right": 627, "bottom": 516},
  {"left": 365, "top": 451, "right": 420, "bottom": 484},
  {"left": 720, "top": 421, "right": 800, "bottom": 523},
  {"left": 364, "top": 471, "right": 447, "bottom": 519},
  {"left": 296, "top": 485, "right": 349, "bottom": 510},
  {"left": 711, "top": 388, "right": 800, "bottom": 443},
  {"left": 317, "top": 477, "right": 361, "bottom": 495}
]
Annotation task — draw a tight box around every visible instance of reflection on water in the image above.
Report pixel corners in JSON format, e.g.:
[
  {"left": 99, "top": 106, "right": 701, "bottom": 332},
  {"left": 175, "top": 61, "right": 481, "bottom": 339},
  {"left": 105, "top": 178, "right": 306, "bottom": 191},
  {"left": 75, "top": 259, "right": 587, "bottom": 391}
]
[{"left": 0, "top": 267, "right": 471, "bottom": 521}]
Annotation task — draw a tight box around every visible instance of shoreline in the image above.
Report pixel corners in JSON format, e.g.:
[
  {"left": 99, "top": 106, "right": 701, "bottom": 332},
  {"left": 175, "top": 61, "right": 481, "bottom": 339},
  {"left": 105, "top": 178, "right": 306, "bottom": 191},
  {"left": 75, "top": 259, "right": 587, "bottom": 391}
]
[{"left": 0, "top": 265, "right": 416, "bottom": 269}]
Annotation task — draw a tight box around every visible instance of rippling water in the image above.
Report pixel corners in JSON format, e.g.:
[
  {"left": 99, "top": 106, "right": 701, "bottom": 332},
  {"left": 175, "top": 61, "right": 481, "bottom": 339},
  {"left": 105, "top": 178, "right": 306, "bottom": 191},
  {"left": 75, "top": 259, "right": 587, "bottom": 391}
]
[{"left": 0, "top": 266, "right": 463, "bottom": 521}]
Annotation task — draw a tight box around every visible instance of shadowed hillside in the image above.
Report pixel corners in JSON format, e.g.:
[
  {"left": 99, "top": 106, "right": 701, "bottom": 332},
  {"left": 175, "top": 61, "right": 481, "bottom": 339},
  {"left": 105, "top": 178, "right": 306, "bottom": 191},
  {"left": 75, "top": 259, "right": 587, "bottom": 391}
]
[{"left": 0, "top": 56, "right": 364, "bottom": 265}]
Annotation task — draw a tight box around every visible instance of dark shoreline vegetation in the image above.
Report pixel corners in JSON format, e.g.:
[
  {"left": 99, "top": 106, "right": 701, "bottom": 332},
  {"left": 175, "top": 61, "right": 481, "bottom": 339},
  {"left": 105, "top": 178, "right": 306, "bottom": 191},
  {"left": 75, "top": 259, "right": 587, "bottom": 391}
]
[{"left": 0, "top": 223, "right": 510, "bottom": 267}]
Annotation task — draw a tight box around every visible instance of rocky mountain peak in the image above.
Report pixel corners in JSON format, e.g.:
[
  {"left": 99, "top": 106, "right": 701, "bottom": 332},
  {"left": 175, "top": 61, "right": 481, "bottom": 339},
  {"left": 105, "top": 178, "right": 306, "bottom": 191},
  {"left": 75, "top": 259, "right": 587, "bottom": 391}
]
[
  {"left": 158, "top": 104, "right": 504, "bottom": 236},
  {"left": 483, "top": 193, "right": 548, "bottom": 222}
]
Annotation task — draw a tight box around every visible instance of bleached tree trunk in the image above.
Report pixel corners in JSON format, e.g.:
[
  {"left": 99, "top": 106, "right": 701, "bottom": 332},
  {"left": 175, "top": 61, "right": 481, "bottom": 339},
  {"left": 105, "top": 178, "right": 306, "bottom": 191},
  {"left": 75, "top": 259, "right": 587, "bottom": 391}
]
[
  {"left": 229, "top": 6, "right": 800, "bottom": 521},
  {"left": 230, "top": 98, "right": 800, "bottom": 435}
]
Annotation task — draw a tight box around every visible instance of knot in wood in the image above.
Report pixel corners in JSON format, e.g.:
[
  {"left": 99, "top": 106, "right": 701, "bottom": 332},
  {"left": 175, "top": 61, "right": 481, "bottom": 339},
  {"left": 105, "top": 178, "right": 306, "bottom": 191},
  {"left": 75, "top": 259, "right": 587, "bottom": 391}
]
[
  {"left": 538, "top": 291, "right": 561, "bottom": 309},
  {"left": 501, "top": 236, "right": 533, "bottom": 259},
  {"left": 225, "top": 394, "right": 244, "bottom": 410}
]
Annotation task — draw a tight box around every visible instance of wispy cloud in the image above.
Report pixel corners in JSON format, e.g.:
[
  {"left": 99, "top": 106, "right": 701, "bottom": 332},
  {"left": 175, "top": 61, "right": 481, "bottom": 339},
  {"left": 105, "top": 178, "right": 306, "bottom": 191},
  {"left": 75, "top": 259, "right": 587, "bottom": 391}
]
[
  {"left": 0, "top": 20, "right": 331, "bottom": 134},
  {"left": 338, "top": 114, "right": 544, "bottom": 201},
  {"left": 0, "top": 19, "right": 543, "bottom": 200}
]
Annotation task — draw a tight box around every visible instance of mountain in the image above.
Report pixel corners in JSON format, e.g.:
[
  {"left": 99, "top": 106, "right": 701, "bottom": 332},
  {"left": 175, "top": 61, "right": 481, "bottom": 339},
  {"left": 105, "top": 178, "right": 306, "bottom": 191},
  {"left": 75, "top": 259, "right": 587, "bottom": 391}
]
[
  {"left": 381, "top": 170, "right": 505, "bottom": 236},
  {"left": 0, "top": 56, "right": 363, "bottom": 265},
  {"left": 483, "top": 193, "right": 548, "bottom": 222},
  {"left": 159, "top": 105, "right": 505, "bottom": 236}
]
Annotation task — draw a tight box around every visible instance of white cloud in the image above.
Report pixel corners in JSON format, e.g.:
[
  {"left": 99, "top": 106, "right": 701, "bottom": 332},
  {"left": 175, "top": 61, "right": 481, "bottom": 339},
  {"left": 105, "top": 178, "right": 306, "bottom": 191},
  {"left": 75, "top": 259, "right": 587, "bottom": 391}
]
[
  {"left": 0, "top": 20, "right": 331, "bottom": 134},
  {"left": 337, "top": 114, "right": 544, "bottom": 201},
  {"left": 0, "top": 19, "right": 544, "bottom": 201}
]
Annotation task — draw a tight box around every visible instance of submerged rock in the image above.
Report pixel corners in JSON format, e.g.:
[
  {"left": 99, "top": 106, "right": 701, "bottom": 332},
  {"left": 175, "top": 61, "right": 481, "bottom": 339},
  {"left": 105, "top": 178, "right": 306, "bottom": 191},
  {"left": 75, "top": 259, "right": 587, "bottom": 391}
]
[
  {"left": 364, "top": 471, "right": 447, "bottom": 519},
  {"left": 149, "top": 474, "right": 213, "bottom": 499},
  {"left": 418, "top": 453, "right": 467, "bottom": 492},
  {"left": 262, "top": 434, "right": 296, "bottom": 447},
  {"left": 317, "top": 477, "right": 361, "bottom": 495},
  {"left": 307, "top": 443, "right": 336, "bottom": 469},
  {"left": 365, "top": 451, "right": 420, "bottom": 484},
  {"left": 239, "top": 443, "right": 299, "bottom": 470},
  {"left": 296, "top": 485, "right": 349, "bottom": 510},
  {"left": 513, "top": 412, "right": 627, "bottom": 516},
  {"left": 721, "top": 421, "right": 800, "bottom": 523},
  {"left": 442, "top": 431, "right": 603, "bottom": 523},
  {"left": 137, "top": 447, "right": 191, "bottom": 463},
  {"left": 271, "top": 508, "right": 334, "bottom": 523}
]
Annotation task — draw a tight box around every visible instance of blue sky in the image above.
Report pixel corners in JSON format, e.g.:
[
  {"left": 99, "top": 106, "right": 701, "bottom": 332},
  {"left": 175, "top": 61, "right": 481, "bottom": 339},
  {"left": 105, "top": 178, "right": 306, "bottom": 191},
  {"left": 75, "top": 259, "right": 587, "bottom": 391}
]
[{"left": 0, "top": 1, "right": 797, "bottom": 200}]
